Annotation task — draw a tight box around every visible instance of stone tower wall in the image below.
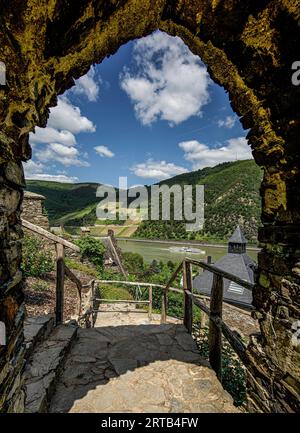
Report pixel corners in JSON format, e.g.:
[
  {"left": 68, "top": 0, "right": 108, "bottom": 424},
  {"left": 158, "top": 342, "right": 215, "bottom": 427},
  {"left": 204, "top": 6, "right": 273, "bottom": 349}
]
[{"left": 22, "top": 193, "right": 49, "bottom": 230}]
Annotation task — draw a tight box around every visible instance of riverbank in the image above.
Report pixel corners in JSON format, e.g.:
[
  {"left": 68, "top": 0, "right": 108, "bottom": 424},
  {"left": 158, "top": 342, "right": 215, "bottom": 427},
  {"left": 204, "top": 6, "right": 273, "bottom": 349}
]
[
  {"left": 117, "top": 239, "right": 259, "bottom": 264},
  {"left": 116, "top": 237, "right": 260, "bottom": 251}
]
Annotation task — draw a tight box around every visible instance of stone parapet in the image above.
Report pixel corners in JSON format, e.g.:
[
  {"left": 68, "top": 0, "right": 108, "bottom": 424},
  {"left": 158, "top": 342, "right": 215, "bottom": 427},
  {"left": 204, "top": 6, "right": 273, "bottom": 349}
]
[{"left": 22, "top": 192, "right": 49, "bottom": 230}]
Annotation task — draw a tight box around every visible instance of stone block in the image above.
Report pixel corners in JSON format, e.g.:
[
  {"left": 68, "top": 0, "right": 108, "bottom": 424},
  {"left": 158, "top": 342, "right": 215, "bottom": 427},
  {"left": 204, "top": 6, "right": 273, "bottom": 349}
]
[
  {"left": 0, "top": 186, "right": 21, "bottom": 215},
  {"left": 4, "top": 162, "right": 25, "bottom": 187}
]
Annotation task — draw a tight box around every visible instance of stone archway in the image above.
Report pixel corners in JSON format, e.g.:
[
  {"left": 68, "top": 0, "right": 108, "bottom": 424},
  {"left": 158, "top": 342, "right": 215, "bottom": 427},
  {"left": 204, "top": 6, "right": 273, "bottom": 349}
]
[{"left": 0, "top": 0, "right": 299, "bottom": 412}]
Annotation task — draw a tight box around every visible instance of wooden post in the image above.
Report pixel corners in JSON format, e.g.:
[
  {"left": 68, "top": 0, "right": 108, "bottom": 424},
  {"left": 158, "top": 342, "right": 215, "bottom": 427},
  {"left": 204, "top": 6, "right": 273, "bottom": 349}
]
[
  {"left": 200, "top": 299, "right": 208, "bottom": 329},
  {"left": 183, "top": 261, "right": 193, "bottom": 333},
  {"left": 208, "top": 273, "right": 223, "bottom": 381},
  {"left": 91, "top": 280, "right": 96, "bottom": 326},
  {"left": 55, "top": 243, "right": 65, "bottom": 325},
  {"left": 64, "top": 265, "right": 82, "bottom": 316},
  {"left": 148, "top": 285, "right": 153, "bottom": 321},
  {"left": 161, "top": 289, "right": 167, "bottom": 324}
]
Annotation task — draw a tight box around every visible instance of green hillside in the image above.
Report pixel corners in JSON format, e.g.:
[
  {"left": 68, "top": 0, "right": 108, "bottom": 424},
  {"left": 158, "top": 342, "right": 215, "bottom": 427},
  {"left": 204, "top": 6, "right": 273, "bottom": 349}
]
[
  {"left": 25, "top": 181, "right": 100, "bottom": 226},
  {"left": 134, "top": 160, "right": 263, "bottom": 242},
  {"left": 26, "top": 159, "right": 263, "bottom": 242}
]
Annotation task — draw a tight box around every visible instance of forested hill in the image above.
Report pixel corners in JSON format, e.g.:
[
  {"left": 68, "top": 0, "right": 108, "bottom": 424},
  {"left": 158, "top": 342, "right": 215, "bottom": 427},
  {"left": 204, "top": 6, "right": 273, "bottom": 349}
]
[
  {"left": 26, "top": 159, "right": 263, "bottom": 242},
  {"left": 25, "top": 181, "right": 100, "bottom": 226},
  {"left": 134, "top": 159, "right": 263, "bottom": 242}
]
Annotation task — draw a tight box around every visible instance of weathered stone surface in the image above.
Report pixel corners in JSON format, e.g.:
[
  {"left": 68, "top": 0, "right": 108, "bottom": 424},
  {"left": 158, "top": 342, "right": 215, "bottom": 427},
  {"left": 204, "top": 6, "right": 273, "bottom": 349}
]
[
  {"left": 24, "top": 324, "right": 78, "bottom": 413},
  {"left": 49, "top": 304, "right": 238, "bottom": 413},
  {"left": 21, "top": 192, "right": 49, "bottom": 230},
  {"left": 4, "top": 162, "right": 25, "bottom": 188},
  {"left": 7, "top": 389, "right": 25, "bottom": 413},
  {"left": 0, "top": 186, "right": 21, "bottom": 215},
  {"left": 109, "top": 358, "right": 138, "bottom": 376},
  {"left": 24, "top": 315, "right": 55, "bottom": 345}
]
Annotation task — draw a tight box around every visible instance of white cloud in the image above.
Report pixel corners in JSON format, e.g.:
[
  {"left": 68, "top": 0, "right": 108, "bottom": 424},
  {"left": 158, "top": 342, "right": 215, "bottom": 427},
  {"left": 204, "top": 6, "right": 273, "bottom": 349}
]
[
  {"left": 36, "top": 143, "right": 90, "bottom": 167},
  {"left": 26, "top": 173, "right": 79, "bottom": 183},
  {"left": 29, "top": 96, "right": 96, "bottom": 169},
  {"left": 30, "top": 127, "right": 76, "bottom": 146},
  {"left": 23, "top": 160, "right": 79, "bottom": 183},
  {"left": 131, "top": 159, "right": 188, "bottom": 180},
  {"left": 70, "top": 66, "right": 101, "bottom": 102},
  {"left": 120, "top": 31, "right": 210, "bottom": 126},
  {"left": 47, "top": 96, "right": 96, "bottom": 134},
  {"left": 23, "top": 160, "right": 45, "bottom": 176},
  {"left": 179, "top": 137, "right": 252, "bottom": 170},
  {"left": 94, "top": 145, "right": 115, "bottom": 158},
  {"left": 217, "top": 116, "right": 236, "bottom": 129}
]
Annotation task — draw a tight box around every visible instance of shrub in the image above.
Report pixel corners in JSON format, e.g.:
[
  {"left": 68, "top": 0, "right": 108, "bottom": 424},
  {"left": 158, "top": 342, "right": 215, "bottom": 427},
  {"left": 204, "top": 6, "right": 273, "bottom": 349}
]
[
  {"left": 193, "top": 326, "right": 246, "bottom": 406},
  {"left": 21, "top": 235, "right": 54, "bottom": 277},
  {"left": 123, "top": 252, "right": 145, "bottom": 275},
  {"left": 75, "top": 236, "right": 106, "bottom": 271},
  {"left": 98, "top": 283, "right": 133, "bottom": 301},
  {"left": 65, "top": 258, "right": 98, "bottom": 277},
  {"left": 99, "top": 268, "right": 125, "bottom": 281},
  {"left": 31, "top": 280, "right": 49, "bottom": 292}
]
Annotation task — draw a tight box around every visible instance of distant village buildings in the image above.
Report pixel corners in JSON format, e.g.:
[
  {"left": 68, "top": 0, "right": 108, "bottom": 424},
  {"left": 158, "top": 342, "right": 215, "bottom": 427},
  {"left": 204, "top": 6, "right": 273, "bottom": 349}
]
[
  {"left": 193, "top": 226, "right": 257, "bottom": 309},
  {"left": 80, "top": 227, "right": 91, "bottom": 234}
]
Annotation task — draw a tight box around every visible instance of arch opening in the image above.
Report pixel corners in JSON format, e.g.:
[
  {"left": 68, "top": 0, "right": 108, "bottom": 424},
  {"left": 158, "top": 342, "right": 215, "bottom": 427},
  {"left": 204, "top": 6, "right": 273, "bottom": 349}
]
[{"left": 0, "top": 0, "right": 299, "bottom": 413}]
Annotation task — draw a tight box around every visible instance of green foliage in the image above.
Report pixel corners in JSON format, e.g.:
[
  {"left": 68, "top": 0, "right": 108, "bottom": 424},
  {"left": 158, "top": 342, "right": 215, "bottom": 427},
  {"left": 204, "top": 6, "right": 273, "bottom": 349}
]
[
  {"left": 65, "top": 258, "right": 98, "bottom": 277},
  {"left": 26, "top": 181, "right": 100, "bottom": 226},
  {"left": 123, "top": 252, "right": 145, "bottom": 275},
  {"left": 63, "top": 226, "right": 81, "bottom": 236},
  {"left": 118, "top": 256, "right": 200, "bottom": 320},
  {"left": 95, "top": 219, "right": 123, "bottom": 225},
  {"left": 26, "top": 160, "right": 262, "bottom": 241},
  {"left": 98, "top": 284, "right": 133, "bottom": 301},
  {"left": 21, "top": 235, "right": 54, "bottom": 277},
  {"left": 193, "top": 326, "right": 246, "bottom": 406},
  {"left": 75, "top": 236, "right": 106, "bottom": 271},
  {"left": 99, "top": 248, "right": 202, "bottom": 320},
  {"left": 31, "top": 280, "right": 49, "bottom": 292},
  {"left": 134, "top": 160, "right": 262, "bottom": 242}
]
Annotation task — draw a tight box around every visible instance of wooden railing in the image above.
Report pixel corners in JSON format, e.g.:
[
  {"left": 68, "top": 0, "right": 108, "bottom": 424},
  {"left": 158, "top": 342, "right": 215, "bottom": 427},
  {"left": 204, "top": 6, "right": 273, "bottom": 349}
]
[
  {"left": 22, "top": 217, "right": 254, "bottom": 379},
  {"left": 77, "top": 279, "right": 96, "bottom": 328},
  {"left": 95, "top": 265, "right": 253, "bottom": 381},
  {"left": 95, "top": 280, "right": 155, "bottom": 320},
  {"left": 95, "top": 279, "right": 190, "bottom": 321},
  {"left": 21, "top": 219, "right": 84, "bottom": 324},
  {"left": 160, "top": 258, "right": 254, "bottom": 380},
  {"left": 72, "top": 253, "right": 253, "bottom": 382}
]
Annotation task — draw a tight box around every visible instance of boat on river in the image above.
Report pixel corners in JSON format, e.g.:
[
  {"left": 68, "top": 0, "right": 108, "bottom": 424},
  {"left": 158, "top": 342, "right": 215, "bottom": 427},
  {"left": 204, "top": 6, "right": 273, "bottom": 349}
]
[{"left": 168, "top": 246, "right": 206, "bottom": 254}]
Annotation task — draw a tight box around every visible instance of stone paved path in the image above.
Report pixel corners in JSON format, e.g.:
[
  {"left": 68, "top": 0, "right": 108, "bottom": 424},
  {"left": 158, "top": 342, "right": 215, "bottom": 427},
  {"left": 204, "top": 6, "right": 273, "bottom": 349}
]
[{"left": 49, "top": 304, "right": 238, "bottom": 413}]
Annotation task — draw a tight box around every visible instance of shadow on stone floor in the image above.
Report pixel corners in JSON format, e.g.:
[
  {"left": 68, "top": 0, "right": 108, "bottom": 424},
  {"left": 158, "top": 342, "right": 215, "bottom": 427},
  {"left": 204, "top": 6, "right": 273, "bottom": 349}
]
[{"left": 49, "top": 323, "right": 237, "bottom": 413}]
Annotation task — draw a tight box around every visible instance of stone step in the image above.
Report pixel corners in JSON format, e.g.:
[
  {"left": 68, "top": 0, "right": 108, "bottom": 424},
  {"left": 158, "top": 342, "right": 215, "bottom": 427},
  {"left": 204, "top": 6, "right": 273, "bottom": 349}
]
[
  {"left": 24, "top": 315, "right": 55, "bottom": 360},
  {"left": 24, "top": 323, "right": 78, "bottom": 413}
]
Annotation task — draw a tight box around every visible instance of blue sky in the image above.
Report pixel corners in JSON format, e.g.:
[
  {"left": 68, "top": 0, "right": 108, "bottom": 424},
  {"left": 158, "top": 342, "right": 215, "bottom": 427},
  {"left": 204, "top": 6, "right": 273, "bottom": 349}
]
[{"left": 24, "top": 31, "right": 251, "bottom": 187}]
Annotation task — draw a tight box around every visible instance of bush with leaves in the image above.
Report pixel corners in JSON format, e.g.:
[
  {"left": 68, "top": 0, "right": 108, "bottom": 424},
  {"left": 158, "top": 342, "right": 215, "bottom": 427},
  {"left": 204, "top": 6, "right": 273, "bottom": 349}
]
[
  {"left": 123, "top": 252, "right": 145, "bottom": 275},
  {"left": 193, "top": 326, "right": 246, "bottom": 406},
  {"left": 65, "top": 258, "right": 98, "bottom": 277},
  {"left": 99, "top": 253, "right": 199, "bottom": 320},
  {"left": 98, "top": 283, "right": 133, "bottom": 301},
  {"left": 75, "top": 236, "right": 106, "bottom": 271},
  {"left": 21, "top": 235, "right": 54, "bottom": 277}
]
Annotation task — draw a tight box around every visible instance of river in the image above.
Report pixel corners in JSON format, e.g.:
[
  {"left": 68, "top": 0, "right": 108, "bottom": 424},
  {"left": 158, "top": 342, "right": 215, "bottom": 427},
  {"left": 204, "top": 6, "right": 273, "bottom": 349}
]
[{"left": 117, "top": 238, "right": 259, "bottom": 265}]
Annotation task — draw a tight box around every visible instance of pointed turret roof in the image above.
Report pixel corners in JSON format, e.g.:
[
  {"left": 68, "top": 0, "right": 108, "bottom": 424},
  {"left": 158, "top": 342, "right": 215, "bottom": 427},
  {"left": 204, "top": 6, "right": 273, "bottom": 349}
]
[
  {"left": 193, "top": 224, "right": 256, "bottom": 309},
  {"left": 228, "top": 225, "right": 247, "bottom": 244}
]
